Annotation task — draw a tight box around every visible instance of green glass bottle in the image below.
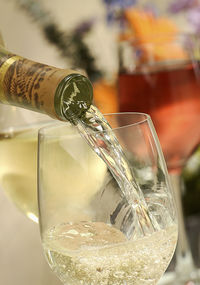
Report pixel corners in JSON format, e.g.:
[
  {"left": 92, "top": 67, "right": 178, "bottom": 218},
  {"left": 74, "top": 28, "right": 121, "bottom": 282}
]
[{"left": 0, "top": 45, "right": 93, "bottom": 122}]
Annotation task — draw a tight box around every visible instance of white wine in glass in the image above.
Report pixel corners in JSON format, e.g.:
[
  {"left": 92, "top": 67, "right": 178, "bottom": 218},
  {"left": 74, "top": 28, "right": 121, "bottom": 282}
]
[
  {"left": 0, "top": 103, "right": 55, "bottom": 222},
  {"left": 38, "top": 112, "right": 178, "bottom": 285}
]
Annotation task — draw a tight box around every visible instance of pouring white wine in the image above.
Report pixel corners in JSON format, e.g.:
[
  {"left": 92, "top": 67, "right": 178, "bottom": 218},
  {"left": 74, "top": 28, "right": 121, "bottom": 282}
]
[
  {"left": 0, "top": 43, "right": 177, "bottom": 284},
  {"left": 0, "top": 43, "right": 153, "bottom": 230},
  {"left": 38, "top": 113, "right": 177, "bottom": 284}
]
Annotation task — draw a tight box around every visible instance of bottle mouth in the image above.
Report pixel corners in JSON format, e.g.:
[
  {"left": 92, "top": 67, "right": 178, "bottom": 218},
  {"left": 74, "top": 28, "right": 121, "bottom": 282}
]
[{"left": 54, "top": 73, "right": 93, "bottom": 123}]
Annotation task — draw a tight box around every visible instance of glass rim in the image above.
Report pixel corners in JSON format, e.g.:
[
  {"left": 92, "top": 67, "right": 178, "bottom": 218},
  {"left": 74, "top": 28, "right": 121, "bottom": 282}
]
[{"left": 38, "top": 112, "right": 152, "bottom": 136}]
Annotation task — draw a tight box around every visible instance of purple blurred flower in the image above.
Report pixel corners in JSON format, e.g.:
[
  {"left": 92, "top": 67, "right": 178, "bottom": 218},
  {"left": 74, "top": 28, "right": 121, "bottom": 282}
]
[
  {"left": 168, "top": 0, "right": 198, "bottom": 13},
  {"left": 74, "top": 19, "right": 96, "bottom": 35},
  {"left": 102, "top": 0, "right": 137, "bottom": 25},
  {"left": 103, "top": 0, "right": 136, "bottom": 9},
  {"left": 187, "top": 6, "right": 200, "bottom": 33}
]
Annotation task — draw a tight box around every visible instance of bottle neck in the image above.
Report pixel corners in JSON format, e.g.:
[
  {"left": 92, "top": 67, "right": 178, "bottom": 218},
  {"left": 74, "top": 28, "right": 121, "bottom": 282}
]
[{"left": 0, "top": 45, "right": 93, "bottom": 122}]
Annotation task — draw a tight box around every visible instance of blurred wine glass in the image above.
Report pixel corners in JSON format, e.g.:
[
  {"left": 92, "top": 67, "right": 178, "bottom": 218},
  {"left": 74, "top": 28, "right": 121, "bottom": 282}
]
[
  {"left": 0, "top": 104, "right": 53, "bottom": 222},
  {"left": 38, "top": 112, "right": 177, "bottom": 285},
  {"left": 118, "top": 33, "right": 200, "bottom": 284}
]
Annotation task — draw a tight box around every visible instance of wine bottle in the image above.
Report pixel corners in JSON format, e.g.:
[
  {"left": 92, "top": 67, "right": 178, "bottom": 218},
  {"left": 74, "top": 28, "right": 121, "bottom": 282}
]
[{"left": 0, "top": 45, "right": 93, "bottom": 122}]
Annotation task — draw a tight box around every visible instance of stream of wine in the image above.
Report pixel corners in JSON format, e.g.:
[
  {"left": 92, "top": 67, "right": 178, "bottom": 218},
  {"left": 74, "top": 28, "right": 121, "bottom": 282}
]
[{"left": 77, "top": 105, "right": 159, "bottom": 235}]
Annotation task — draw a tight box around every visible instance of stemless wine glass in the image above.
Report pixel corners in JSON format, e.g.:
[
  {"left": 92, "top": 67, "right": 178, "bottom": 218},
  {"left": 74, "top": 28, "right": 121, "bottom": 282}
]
[
  {"left": 38, "top": 112, "right": 177, "bottom": 285},
  {"left": 118, "top": 33, "right": 200, "bottom": 284}
]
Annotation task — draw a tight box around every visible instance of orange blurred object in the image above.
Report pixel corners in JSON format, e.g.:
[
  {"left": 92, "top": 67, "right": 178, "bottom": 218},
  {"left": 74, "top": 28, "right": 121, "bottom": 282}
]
[
  {"left": 125, "top": 9, "right": 177, "bottom": 44},
  {"left": 123, "top": 9, "right": 188, "bottom": 61},
  {"left": 93, "top": 80, "right": 118, "bottom": 114}
]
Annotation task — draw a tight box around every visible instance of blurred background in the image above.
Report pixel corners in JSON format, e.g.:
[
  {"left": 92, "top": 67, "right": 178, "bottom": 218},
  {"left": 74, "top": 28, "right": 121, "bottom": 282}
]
[{"left": 0, "top": 0, "right": 200, "bottom": 284}]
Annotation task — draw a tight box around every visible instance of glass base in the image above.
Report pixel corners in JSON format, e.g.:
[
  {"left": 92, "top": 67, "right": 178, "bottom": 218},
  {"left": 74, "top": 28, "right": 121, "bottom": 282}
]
[
  {"left": 158, "top": 272, "right": 175, "bottom": 285},
  {"left": 158, "top": 270, "right": 200, "bottom": 285}
]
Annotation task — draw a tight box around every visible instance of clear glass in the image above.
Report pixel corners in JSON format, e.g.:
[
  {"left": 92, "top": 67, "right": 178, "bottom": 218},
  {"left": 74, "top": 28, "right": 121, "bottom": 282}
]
[
  {"left": 38, "top": 112, "right": 177, "bottom": 285},
  {"left": 0, "top": 104, "right": 53, "bottom": 222},
  {"left": 118, "top": 34, "right": 200, "bottom": 284}
]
